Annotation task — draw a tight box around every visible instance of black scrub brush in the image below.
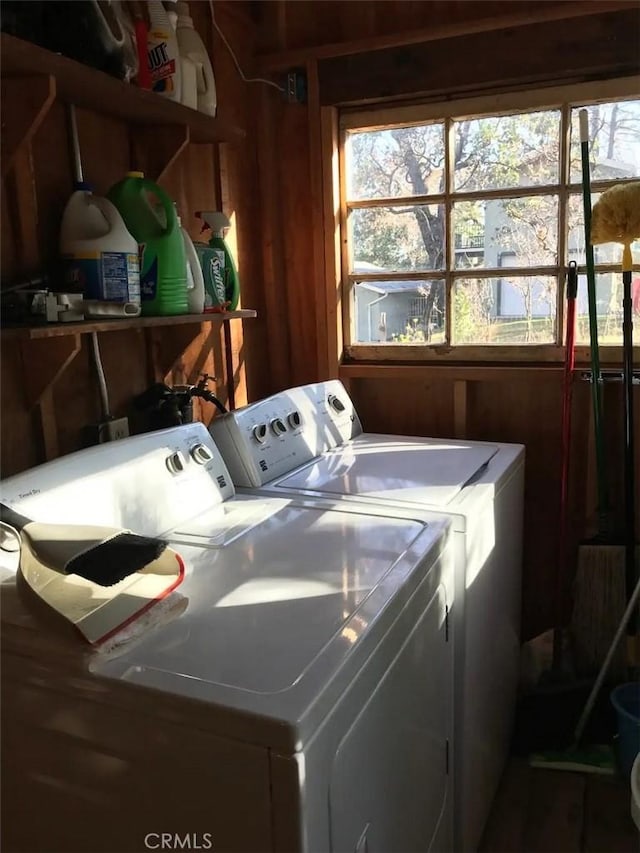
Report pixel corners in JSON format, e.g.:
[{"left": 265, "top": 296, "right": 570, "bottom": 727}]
[{"left": 0, "top": 503, "right": 171, "bottom": 587}]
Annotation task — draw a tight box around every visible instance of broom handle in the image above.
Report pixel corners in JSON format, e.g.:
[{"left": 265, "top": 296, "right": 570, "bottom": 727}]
[
  {"left": 580, "top": 110, "right": 609, "bottom": 534},
  {"left": 622, "top": 266, "right": 637, "bottom": 630},
  {"left": 553, "top": 262, "right": 578, "bottom": 669},
  {"left": 573, "top": 562, "right": 640, "bottom": 746}
]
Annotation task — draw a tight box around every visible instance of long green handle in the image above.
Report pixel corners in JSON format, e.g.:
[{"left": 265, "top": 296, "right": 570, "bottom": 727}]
[{"left": 579, "top": 109, "right": 609, "bottom": 534}]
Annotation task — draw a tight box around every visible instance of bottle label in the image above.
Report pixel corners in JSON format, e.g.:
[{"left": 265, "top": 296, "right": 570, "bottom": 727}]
[
  {"left": 61, "top": 251, "right": 140, "bottom": 303},
  {"left": 209, "top": 249, "right": 226, "bottom": 304},
  {"left": 148, "top": 34, "right": 177, "bottom": 92}
]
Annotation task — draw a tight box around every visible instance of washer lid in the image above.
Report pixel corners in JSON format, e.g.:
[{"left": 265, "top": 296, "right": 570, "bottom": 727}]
[
  {"left": 277, "top": 435, "right": 499, "bottom": 506},
  {"left": 91, "top": 496, "right": 447, "bottom": 729}
]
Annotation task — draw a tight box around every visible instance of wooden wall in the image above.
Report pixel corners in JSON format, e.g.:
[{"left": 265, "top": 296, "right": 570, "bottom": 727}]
[
  {"left": 251, "top": 1, "right": 640, "bottom": 640},
  {"left": 2, "top": 1, "right": 639, "bottom": 640},
  {"left": 1, "top": 1, "right": 270, "bottom": 476}
]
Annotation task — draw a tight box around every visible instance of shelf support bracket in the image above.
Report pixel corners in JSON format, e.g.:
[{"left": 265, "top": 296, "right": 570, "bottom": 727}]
[
  {"left": 1, "top": 75, "right": 56, "bottom": 177},
  {"left": 130, "top": 124, "right": 190, "bottom": 184},
  {"left": 19, "top": 334, "right": 82, "bottom": 461}
]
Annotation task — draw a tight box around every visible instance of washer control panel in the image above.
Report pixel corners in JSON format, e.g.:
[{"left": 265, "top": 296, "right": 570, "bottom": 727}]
[{"left": 209, "top": 380, "right": 362, "bottom": 487}]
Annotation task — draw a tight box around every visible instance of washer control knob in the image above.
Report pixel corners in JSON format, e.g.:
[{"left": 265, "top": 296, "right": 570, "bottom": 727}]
[
  {"left": 166, "top": 451, "right": 186, "bottom": 474},
  {"left": 288, "top": 410, "right": 302, "bottom": 429},
  {"left": 252, "top": 423, "right": 268, "bottom": 443},
  {"left": 191, "top": 443, "right": 214, "bottom": 465},
  {"left": 270, "top": 417, "right": 287, "bottom": 436},
  {"left": 328, "top": 394, "right": 346, "bottom": 413}
]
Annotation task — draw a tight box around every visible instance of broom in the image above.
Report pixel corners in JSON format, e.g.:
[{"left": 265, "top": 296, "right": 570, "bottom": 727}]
[
  {"left": 570, "top": 110, "right": 627, "bottom": 680},
  {"left": 591, "top": 180, "right": 640, "bottom": 653}
]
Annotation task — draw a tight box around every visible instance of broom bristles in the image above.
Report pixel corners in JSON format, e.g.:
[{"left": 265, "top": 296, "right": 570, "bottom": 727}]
[{"left": 570, "top": 545, "right": 627, "bottom": 681}]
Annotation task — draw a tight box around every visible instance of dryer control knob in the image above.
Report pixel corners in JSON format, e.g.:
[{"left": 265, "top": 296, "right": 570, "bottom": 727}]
[
  {"left": 191, "top": 443, "right": 213, "bottom": 465},
  {"left": 288, "top": 411, "right": 302, "bottom": 429},
  {"left": 166, "top": 451, "right": 186, "bottom": 474},
  {"left": 252, "top": 423, "right": 268, "bottom": 443},
  {"left": 328, "top": 394, "right": 346, "bottom": 413},
  {"left": 270, "top": 417, "right": 287, "bottom": 436}
]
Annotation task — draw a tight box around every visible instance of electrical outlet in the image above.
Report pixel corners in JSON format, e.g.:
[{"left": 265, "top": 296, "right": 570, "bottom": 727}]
[{"left": 99, "top": 417, "right": 129, "bottom": 443}]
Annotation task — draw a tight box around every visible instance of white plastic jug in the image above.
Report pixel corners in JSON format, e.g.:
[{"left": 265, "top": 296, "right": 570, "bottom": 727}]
[
  {"left": 59, "top": 182, "right": 140, "bottom": 312},
  {"left": 175, "top": 1, "right": 217, "bottom": 116},
  {"left": 175, "top": 208, "right": 205, "bottom": 313}
]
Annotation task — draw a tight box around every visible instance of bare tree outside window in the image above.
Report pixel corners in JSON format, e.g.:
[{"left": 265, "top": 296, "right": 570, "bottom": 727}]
[{"left": 344, "top": 91, "right": 640, "bottom": 350}]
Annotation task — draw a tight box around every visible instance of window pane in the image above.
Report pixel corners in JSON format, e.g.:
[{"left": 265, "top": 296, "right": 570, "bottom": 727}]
[
  {"left": 570, "top": 100, "right": 640, "bottom": 183},
  {"left": 352, "top": 280, "right": 446, "bottom": 343},
  {"left": 574, "top": 271, "right": 634, "bottom": 345},
  {"left": 346, "top": 124, "right": 445, "bottom": 200},
  {"left": 350, "top": 205, "right": 444, "bottom": 272},
  {"left": 567, "top": 193, "right": 640, "bottom": 266},
  {"left": 453, "top": 110, "right": 560, "bottom": 192},
  {"left": 453, "top": 276, "right": 557, "bottom": 344},
  {"left": 453, "top": 196, "right": 558, "bottom": 269}
]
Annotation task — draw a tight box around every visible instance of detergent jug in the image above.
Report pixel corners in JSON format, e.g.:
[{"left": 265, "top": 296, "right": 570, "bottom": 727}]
[
  {"left": 107, "top": 172, "right": 188, "bottom": 316},
  {"left": 59, "top": 181, "right": 140, "bottom": 312}
]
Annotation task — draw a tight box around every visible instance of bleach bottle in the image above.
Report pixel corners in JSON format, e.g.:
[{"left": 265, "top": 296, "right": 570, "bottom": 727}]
[
  {"left": 107, "top": 172, "right": 188, "bottom": 316},
  {"left": 59, "top": 181, "right": 140, "bottom": 312},
  {"left": 195, "top": 211, "right": 240, "bottom": 311}
]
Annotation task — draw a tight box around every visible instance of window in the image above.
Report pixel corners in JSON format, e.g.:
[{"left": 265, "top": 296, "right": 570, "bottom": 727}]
[{"left": 340, "top": 78, "right": 640, "bottom": 359}]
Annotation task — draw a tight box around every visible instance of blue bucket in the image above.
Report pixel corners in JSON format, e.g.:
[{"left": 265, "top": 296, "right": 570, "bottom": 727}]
[{"left": 610, "top": 682, "right": 640, "bottom": 779}]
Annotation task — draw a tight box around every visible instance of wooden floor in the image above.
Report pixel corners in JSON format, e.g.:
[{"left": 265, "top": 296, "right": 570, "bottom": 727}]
[{"left": 479, "top": 758, "right": 638, "bottom": 853}]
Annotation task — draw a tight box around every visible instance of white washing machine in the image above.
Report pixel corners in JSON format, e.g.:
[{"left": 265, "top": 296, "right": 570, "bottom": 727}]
[
  {"left": 1, "top": 423, "right": 454, "bottom": 853},
  {"left": 210, "top": 380, "right": 525, "bottom": 852}
]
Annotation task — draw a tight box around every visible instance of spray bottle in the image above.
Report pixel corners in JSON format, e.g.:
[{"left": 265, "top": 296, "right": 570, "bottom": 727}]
[{"left": 194, "top": 211, "right": 240, "bottom": 311}]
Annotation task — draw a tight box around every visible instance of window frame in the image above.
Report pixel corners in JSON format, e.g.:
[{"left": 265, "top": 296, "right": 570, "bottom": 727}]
[{"left": 338, "top": 75, "right": 640, "bottom": 364}]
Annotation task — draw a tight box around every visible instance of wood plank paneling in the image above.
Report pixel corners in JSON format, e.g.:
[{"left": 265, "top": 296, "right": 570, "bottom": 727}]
[
  {"left": 1, "top": 2, "right": 266, "bottom": 476},
  {"left": 318, "top": 9, "right": 640, "bottom": 105},
  {"left": 255, "top": 1, "right": 638, "bottom": 68}
]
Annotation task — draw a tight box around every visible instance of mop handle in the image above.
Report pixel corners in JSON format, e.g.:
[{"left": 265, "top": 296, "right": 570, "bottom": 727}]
[
  {"left": 579, "top": 109, "right": 609, "bottom": 531},
  {"left": 573, "top": 565, "right": 640, "bottom": 746}
]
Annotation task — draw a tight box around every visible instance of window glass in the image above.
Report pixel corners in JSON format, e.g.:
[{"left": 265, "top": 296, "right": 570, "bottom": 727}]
[
  {"left": 453, "top": 110, "right": 560, "bottom": 192},
  {"left": 346, "top": 123, "right": 445, "bottom": 200}
]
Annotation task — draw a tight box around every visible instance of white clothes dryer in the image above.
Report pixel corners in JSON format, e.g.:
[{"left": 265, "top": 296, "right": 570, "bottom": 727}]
[{"left": 210, "top": 380, "right": 525, "bottom": 852}]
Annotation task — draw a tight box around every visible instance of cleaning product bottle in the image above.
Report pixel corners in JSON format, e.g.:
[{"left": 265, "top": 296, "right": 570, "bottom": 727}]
[
  {"left": 175, "top": 1, "right": 217, "bottom": 116},
  {"left": 107, "top": 172, "right": 188, "bottom": 316},
  {"left": 59, "top": 181, "right": 141, "bottom": 314},
  {"left": 195, "top": 211, "right": 240, "bottom": 311},
  {"left": 146, "top": 0, "right": 181, "bottom": 101},
  {"left": 175, "top": 205, "right": 205, "bottom": 314}
]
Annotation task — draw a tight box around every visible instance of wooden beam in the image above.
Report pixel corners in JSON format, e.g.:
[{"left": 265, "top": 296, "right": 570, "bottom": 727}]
[
  {"left": 306, "top": 60, "right": 331, "bottom": 380},
  {"left": 318, "top": 9, "right": 640, "bottom": 105},
  {"left": 256, "top": 1, "right": 639, "bottom": 71},
  {"left": 320, "top": 105, "right": 343, "bottom": 378},
  {"left": 256, "top": 86, "right": 292, "bottom": 391}
]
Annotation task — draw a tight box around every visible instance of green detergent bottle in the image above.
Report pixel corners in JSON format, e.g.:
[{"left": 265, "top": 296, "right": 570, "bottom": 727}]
[
  {"left": 195, "top": 211, "right": 240, "bottom": 312},
  {"left": 107, "top": 171, "right": 188, "bottom": 315}
]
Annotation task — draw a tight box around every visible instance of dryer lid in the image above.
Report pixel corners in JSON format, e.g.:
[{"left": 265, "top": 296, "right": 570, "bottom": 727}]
[
  {"left": 277, "top": 435, "right": 499, "bottom": 506},
  {"left": 91, "top": 497, "right": 445, "bottom": 704}
]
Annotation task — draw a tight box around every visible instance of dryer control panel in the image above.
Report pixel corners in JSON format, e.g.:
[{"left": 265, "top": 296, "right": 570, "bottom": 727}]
[{"left": 209, "top": 380, "right": 362, "bottom": 487}]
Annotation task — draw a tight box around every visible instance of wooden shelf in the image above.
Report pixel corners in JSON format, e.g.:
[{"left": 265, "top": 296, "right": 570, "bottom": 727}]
[
  {"left": 2, "top": 310, "right": 257, "bottom": 341},
  {"left": 0, "top": 33, "right": 245, "bottom": 144}
]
